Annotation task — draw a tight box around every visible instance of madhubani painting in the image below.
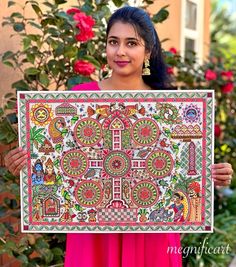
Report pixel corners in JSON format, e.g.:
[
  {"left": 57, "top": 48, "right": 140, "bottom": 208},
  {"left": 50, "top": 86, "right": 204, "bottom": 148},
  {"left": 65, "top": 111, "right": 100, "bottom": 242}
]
[{"left": 18, "top": 90, "right": 214, "bottom": 233}]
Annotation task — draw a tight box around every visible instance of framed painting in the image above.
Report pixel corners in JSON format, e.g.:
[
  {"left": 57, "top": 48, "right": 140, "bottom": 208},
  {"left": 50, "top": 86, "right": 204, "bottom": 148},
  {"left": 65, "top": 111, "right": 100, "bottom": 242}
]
[{"left": 18, "top": 90, "right": 214, "bottom": 233}]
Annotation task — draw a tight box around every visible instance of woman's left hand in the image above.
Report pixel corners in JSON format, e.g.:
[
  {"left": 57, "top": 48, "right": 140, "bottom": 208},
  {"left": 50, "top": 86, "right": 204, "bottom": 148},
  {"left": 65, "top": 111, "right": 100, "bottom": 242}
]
[{"left": 211, "top": 163, "right": 233, "bottom": 186}]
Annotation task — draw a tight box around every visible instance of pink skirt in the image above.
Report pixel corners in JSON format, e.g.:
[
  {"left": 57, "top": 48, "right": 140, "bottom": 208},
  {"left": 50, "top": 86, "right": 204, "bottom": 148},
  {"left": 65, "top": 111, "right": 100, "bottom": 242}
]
[{"left": 65, "top": 233, "right": 182, "bottom": 267}]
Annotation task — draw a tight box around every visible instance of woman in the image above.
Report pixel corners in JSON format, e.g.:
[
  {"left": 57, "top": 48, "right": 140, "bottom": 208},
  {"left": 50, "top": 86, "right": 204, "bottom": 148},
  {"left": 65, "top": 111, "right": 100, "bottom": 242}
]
[{"left": 5, "top": 6, "right": 233, "bottom": 267}]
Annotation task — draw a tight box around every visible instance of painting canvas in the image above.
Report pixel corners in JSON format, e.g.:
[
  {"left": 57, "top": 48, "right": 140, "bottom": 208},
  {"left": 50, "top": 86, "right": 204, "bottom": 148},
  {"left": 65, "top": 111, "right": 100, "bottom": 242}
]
[{"left": 18, "top": 90, "right": 214, "bottom": 233}]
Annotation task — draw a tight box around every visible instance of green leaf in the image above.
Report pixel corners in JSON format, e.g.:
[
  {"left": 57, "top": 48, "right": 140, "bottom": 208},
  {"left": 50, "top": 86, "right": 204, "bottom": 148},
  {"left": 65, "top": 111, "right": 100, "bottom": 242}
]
[
  {"left": 111, "top": 0, "right": 124, "bottom": 7},
  {"left": 10, "top": 12, "right": 24, "bottom": 18},
  {"left": 67, "top": 76, "right": 90, "bottom": 89},
  {"left": 27, "top": 21, "right": 42, "bottom": 29},
  {"left": 5, "top": 240, "right": 17, "bottom": 250},
  {"left": 2, "top": 51, "right": 14, "bottom": 61},
  {"left": 42, "top": 1, "right": 54, "bottom": 8},
  {"left": 31, "top": 4, "right": 43, "bottom": 16},
  {"left": 39, "top": 73, "right": 50, "bottom": 87},
  {"left": 26, "top": 53, "right": 35, "bottom": 64},
  {"left": 17, "top": 254, "right": 29, "bottom": 265},
  {"left": 56, "top": 11, "right": 70, "bottom": 21},
  {"left": 23, "top": 37, "right": 31, "bottom": 50},
  {"left": 87, "top": 42, "right": 96, "bottom": 55},
  {"left": 24, "top": 67, "right": 40, "bottom": 75},
  {"left": 83, "top": 55, "right": 100, "bottom": 68},
  {"left": 152, "top": 6, "right": 170, "bottom": 23},
  {"left": 55, "top": 0, "right": 67, "bottom": 4},
  {"left": 11, "top": 80, "right": 30, "bottom": 91},
  {"left": 4, "top": 93, "right": 15, "bottom": 98},
  {"left": 3, "top": 61, "right": 14, "bottom": 68},
  {"left": 64, "top": 46, "right": 77, "bottom": 58},
  {"left": 13, "top": 22, "right": 25, "bottom": 32}
]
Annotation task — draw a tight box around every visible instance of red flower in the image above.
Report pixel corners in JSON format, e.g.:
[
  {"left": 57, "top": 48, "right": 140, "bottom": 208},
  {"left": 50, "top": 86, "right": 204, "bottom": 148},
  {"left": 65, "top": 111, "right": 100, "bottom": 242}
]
[
  {"left": 74, "top": 12, "right": 95, "bottom": 28},
  {"left": 73, "top": 12, "right": 95, "bottom": 42},
  {"left": 73, "top": 60, "right": 95, "bottom": 76},
  {"left": 66, "top": 8, "right": 81, "bottom": 15},
  {"left": 221, "top": 71, "right": 234, "bottom": 81},
  {"left": 169, "top": 47, "right": 177, "bottom": 54},
  {"left": 214, "top": 124, "right": 222, "bottom": 138},
  {"left": 221, "top": 82, "right": 234, "bottom": 94},
  {"left": 205, "top": 69, "right": 217, "bottom": 81},
  {"left": 167, "top": 67, "right": 174, "bottom": 75},
  {"left": 75, "top": 29, "right": 94, "bottom": 42}
]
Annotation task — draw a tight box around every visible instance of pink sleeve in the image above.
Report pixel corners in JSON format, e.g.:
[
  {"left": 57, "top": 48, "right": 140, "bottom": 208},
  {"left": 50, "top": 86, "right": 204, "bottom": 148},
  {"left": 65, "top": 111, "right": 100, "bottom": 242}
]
[{"left": 71, "top": 81, "right": 100, "bottom": 91}]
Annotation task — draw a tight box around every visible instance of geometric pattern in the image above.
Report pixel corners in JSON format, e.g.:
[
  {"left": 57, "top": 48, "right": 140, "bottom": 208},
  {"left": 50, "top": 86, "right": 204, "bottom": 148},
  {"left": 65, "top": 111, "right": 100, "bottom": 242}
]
[{"left": 18, "top": 90, "right": 214, "bottom": 233}]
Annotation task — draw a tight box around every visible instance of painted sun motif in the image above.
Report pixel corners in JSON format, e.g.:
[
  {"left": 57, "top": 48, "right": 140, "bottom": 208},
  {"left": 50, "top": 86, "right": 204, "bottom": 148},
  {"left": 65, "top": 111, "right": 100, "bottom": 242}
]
[{"left": 30, "top": 104, "right": 53, "bottom": 126}]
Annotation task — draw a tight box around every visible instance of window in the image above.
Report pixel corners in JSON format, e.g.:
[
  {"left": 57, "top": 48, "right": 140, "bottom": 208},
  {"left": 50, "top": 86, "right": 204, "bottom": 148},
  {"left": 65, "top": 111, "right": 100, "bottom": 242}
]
[{"left": 181, "top": 0, "right": 204, "bottom": 63}]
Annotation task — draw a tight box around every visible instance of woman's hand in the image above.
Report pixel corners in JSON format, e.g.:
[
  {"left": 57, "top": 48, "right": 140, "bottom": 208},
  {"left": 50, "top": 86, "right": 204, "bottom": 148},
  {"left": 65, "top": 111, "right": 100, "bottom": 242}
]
[
  {"left": 211, "top": 163, "right": 233, "bottom": 186},
  {"left": 4, "top": 147, "right": 28, "bottom": 176}
]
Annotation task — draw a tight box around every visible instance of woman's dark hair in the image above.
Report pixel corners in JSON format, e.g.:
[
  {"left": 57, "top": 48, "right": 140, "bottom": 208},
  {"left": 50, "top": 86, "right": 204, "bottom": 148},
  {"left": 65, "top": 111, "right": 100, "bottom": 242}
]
[
  {"left": 106, "top": 6, "right": 171, "bottom": 89},
  {"left": 174, "top": 193, "right": 183, "bottom": 200}
]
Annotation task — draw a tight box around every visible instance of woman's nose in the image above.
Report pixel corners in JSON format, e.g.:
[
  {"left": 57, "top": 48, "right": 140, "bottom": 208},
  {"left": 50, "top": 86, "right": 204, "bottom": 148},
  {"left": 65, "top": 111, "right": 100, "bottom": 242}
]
[{"left": 116, "top": 44, "right": 126, "bottom": 56}]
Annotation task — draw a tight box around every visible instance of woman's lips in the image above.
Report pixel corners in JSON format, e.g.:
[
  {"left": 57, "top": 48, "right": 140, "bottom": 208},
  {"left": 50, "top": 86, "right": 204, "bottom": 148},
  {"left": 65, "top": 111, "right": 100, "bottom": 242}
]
[{"left": 114, "top": 61, "right": 130, "bottom": 67}]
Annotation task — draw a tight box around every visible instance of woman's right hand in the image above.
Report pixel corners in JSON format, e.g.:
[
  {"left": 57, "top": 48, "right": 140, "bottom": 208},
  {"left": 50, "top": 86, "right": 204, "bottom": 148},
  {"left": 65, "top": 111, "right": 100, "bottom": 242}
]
[{"left": 4, "top": 147, "right": 28, "bottom": 176}]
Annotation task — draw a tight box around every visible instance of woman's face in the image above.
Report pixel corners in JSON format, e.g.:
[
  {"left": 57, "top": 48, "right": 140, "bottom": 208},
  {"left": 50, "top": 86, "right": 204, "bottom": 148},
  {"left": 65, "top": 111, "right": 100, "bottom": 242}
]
[{"left": 106, "top": 21, "right": 149, "bottom": 77}]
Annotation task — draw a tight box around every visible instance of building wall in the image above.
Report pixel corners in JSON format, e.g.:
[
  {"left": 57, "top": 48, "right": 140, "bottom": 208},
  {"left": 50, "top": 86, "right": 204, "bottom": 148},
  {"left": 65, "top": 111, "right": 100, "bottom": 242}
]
[{"left": 148, "top": 0, "right": 182, "bottom": 52}]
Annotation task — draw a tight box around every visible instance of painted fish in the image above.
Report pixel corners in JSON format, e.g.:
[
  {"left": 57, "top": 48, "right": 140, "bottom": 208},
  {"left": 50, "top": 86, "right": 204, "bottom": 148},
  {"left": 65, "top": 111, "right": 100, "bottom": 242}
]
[
  {"left": 119, "top": 103, "right": 145, "bottom": 117},
  {"left": 87, "top": 105, "right": 111, "bottom": 119}
]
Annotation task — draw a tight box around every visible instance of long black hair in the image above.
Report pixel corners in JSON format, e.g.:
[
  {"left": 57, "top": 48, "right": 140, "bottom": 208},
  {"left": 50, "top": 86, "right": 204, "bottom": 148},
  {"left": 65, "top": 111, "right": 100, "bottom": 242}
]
[{"left": 106, "top": 6, "right": 171, "bottom": 89}]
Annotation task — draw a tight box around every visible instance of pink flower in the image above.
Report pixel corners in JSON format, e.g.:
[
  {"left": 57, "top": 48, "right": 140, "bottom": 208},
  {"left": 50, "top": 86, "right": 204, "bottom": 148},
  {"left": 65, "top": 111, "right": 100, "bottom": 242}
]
[
  {"left": 214, "top": 124, "right": 221, "bottom": 138},
  {"left": 167, "top": 67, "right": 174, "bottom": 75},
  {"left": 66, "top": 8, "right": 81, "bottom": 15},
  {"left": 169, "top": 47, "right": 177, "bottom": 54},
  {"left": 205, "top": 69, "right": 217, "bottom": 81},
  {"left": 221, "top": 82, "right": 234, "bottom": 94},
  {"left": 221, "top": 71, "right": 234, "bottom": 81},
  {"left": 73, "top": 60, "right": 95, "bottom": 76}
]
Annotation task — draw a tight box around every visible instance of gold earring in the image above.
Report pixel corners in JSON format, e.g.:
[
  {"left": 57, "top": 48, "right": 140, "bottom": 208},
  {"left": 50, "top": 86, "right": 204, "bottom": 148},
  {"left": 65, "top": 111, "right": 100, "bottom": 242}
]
[{"left": 142, "top": 59, "right": 150, "bottom": 76}]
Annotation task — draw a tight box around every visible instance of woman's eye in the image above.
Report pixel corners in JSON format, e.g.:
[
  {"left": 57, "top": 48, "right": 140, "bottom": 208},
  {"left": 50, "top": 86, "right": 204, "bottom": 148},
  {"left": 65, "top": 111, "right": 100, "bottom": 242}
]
[
  {"left": 127, "top": 41, "right": 137, "bottom": 47},
  {"left": 108, "top": 40, "right": 117, "bottom": 45}
]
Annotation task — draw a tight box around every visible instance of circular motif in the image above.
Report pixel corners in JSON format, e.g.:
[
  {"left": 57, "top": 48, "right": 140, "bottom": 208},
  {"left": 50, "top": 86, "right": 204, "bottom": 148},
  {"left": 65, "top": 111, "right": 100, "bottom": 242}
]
[
  {"left": 146, "top": 150, "right": 174, "bottom": 178},
  {"left": 182, "top": 104, "right": 201, "bottom": 123},
  {"left": 74, "top": 118, "right": 102, "bottom": 147},
  {"left": 74, "top": 181, "right": 102, "bottom": 207},
  {"left": 61, "top": 149, "right": 88, "bottom": 178},
  {"left": 103, "top": 151, "right": 131, "bottom": 177},
  {"left": 132, "top": 118, "right": 160, "bottom": 146},
  {"left": 132, "top": 181, "right": 159, "bottom": 207}
]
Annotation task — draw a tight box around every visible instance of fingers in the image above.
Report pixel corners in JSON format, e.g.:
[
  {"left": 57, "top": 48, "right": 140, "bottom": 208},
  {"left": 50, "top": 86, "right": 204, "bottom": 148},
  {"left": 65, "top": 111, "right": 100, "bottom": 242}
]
[
  {"left": 4, "top": 147, "right": 28, "bottom": 176},
  {"left": 211, "top": 163, "right": 233, "bottom": 187},
  {"left": 214, "top": 179, "right": 231, "bottom": 187},
  {"left": 11, "top": 156, "right": 28, "bottom": 176}
]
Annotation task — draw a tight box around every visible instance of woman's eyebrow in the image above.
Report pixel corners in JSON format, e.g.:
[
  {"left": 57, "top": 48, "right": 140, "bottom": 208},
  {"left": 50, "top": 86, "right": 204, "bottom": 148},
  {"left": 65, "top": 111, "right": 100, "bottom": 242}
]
[{"left": 108, "top": 36, "right": 139, "bottom": 41}]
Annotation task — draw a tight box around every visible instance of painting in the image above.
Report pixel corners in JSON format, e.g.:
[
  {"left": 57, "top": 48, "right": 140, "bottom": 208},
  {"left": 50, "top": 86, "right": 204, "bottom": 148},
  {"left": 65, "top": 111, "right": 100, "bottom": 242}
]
[{"left": 18, "top": 90, "right": 214, "bottom": 232}]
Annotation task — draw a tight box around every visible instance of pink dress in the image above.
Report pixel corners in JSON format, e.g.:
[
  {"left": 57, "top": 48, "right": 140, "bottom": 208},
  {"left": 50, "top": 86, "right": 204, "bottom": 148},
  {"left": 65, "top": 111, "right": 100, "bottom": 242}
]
[{"left": 65, "top": 81, "right": 182, "bottom": 267}]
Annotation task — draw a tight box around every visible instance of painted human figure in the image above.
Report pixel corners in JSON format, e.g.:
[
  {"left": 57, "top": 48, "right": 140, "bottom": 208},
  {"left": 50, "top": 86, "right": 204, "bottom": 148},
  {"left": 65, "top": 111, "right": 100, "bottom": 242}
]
[
  {"left": 31, "top": 159, "right": 44, "bottom": 185},
  {"left": 188, "top": 181, "right": 202, "bottom": 222},
  {"left": 44, "top": 158, "right": 56, "bottom": 185},
  {"left": 168, "top": 193, "right": 185, "bottom": 222},
  {"left": 60, "top": 200, "right": 76, "bottom": 222}
]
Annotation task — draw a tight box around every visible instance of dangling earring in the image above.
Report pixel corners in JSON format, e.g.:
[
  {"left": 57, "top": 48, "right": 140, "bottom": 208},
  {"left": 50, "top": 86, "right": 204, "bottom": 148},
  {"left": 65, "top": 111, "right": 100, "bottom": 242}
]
[{"left": 142, "top": 59, "right": 151, "bottom": 76}]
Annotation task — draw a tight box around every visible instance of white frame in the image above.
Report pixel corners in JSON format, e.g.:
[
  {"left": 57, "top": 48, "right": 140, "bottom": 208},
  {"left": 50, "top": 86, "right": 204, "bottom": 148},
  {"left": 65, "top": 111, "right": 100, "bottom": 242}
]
[{"left": 181, "top": 0, "right": 204, "bottom": 64}]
